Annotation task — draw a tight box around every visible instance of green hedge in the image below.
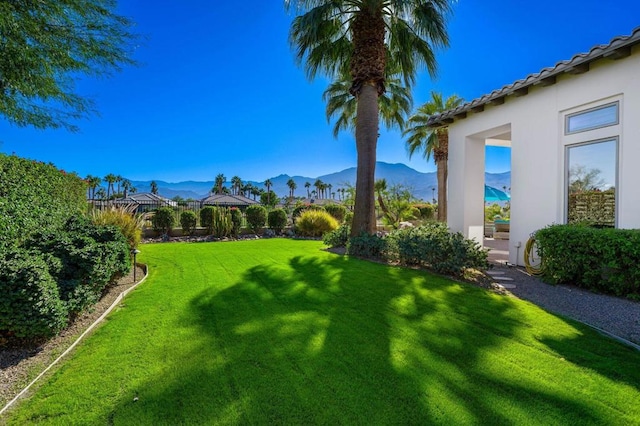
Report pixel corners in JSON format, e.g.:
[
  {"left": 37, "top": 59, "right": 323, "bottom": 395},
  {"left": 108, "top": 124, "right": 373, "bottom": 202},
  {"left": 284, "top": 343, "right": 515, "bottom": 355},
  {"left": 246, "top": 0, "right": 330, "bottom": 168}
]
[
  {"left": 0, "top": 154, "right": 86, "bottom": 251},
  {"left": 27, "top": 215, "right": 131, "bottom": 314},
  {"left": 536, "top": 224, "right": 640, "bottom": 297},
  {"left": 346, "top": 223, "right": 489, "bottom": 277},
  {"left": 0, "top": 248, "right": 68, "bottom": 338}
]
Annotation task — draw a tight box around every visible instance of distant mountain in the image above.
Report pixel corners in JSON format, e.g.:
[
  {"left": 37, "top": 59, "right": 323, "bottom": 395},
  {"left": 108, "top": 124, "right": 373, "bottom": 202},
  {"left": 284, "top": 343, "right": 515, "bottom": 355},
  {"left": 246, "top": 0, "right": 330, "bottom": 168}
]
[{"left": 128, "top": 162, "right": 510, "bottom": 202}]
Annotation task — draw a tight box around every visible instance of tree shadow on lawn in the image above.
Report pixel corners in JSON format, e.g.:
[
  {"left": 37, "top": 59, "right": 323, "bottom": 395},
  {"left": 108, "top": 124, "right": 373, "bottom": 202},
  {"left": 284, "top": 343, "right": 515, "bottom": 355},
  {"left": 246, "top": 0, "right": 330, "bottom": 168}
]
[{"left": 109, "top": 253, "right": 619, "bottom": 424}]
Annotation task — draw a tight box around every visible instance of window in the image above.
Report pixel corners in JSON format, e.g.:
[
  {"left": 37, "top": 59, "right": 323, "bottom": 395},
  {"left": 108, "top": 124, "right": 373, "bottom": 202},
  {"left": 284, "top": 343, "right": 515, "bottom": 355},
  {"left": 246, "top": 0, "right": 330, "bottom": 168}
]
[
  {"left": 566, "top": 139, "right": 617, "bottom": 227},
  {"left": 565, "top": 102, "right": 618, "bottom": 134}
]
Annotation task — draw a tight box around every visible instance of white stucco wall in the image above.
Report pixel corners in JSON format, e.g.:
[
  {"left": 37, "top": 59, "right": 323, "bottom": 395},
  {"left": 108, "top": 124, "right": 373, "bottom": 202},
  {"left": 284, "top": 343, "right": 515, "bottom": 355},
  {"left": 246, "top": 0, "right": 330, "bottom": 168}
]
[{"left": 447, "top": 45, "right": 640, "bottom": 265}]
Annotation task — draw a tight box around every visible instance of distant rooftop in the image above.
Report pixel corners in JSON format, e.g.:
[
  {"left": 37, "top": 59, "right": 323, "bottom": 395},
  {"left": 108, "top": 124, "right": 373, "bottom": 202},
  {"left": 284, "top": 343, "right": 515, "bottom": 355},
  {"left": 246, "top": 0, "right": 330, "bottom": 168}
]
[{"left": 428, "top": 26, "right": 640, "bottom": 128}]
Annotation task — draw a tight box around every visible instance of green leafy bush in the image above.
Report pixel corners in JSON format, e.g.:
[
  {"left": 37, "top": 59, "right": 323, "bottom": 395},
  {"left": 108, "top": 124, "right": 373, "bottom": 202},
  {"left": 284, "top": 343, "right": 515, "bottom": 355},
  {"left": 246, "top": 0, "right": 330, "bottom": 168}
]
[
  {"left": 152, "top": 207, "right": 175, "bottom": 235},
  {"left": 268, "top": 208, "right": 288, "bottom": 233},
  {"left": 180, "top": 210, "right": 197, "bottom": 236},
  {"left": 536, "top": 224, "right": 640, "bottom": 297},
  {"left": 385, "top": 223, "right": 489, "bottom": 276},
  {"left": 323, "top": 223, "right": 351, "bottom": 248},
  {"left": 296, "top": 210, "right": 338, "bottom": 237},
  {"left": 230, "top": 208, "right": 242, "bottom": 237},
  {"left": 0, "top": 154, "right": 86, "bottom": 251},
  {"left": 27, "top": 215, "right": 131, "bottom": 314},
  {"left": 344, "top": 211, "right": 354, "bottom": 225},
  {"left": 324, "top": 204, "right": 347, "bottom": 223},
  {"left": 200, "top": 206, "right": 215, "bottom": 234},
  {"left": 347, "top": 233, "right": 387, "bottom": 259},
  {"left": 90, "top": 205, "right": 144, "bottom": 249},
  {"left": 245, "top": 205, "right": 267, "bottom": 233},
  {"left": 260, "top": 190, "right": 278, "bottom": 207},
  {"left": 211, "top": 207, "right": 232, "bottom": 238},
  {"left": 414, "top": 204, "right": 435, "bottom": 221},
  {"left": 0, "top": 248, "right": 68, "bottom": 339}
]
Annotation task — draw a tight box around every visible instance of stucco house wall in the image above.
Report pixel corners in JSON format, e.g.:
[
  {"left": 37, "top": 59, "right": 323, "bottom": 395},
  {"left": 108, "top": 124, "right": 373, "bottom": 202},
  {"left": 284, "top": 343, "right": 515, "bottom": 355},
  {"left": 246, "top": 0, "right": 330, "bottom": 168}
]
[{"left": 445, "top": 38, "right": 640, "bottom": 265}]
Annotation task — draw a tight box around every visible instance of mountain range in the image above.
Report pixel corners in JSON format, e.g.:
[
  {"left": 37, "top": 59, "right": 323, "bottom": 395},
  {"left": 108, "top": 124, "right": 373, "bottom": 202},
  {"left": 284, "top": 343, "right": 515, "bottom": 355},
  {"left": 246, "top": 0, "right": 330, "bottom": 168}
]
[{"left": 130, "top": 162, "right": 511, "bottom": 202}]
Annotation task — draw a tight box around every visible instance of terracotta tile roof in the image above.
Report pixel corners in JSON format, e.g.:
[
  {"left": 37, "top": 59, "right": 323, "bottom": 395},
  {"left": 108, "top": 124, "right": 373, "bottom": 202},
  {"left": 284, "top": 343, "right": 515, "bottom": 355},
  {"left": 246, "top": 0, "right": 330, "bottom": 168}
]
[{"left": 427, "top": 26, "right": 640, "bottom": 127}]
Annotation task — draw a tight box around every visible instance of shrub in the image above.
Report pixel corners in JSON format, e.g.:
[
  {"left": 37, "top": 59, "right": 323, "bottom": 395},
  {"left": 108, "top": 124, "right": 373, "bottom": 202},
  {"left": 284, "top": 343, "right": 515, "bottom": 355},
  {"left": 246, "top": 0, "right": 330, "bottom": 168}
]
[
  {"left": 152, "top": 207, "right": 175, "bottom": 235},
  {"left": 211, "top": 207, "right": 232, "bottom": 238},
  {"left": 0, "top": 248, "right": 68, "bottom": 339},
  {"left": 344, "top": 211, "right": 354, "bottom": 225},
  {"left": 90, "top": 205, "right": 144, "bottom": 249},
  {"left": 180, "top": 210, "right": 197, "bottom": 236},
  {"left": 27, "top": 215, "right": 131, "bottom": 314},
  {"left": 385, "top": 223, "right": 489, "bottom": 276},
  {"left": 230, "top": 208, "right": 242, "bottom": 237},
  {"left": 292, "top": 204, "right": 324, "bottom": 222},
  {"left": 245, "top": 205, "right": 267, "bottom": 233},
  {"left": 324, "top": 204, "right": 347, "bottom": 223},
  {"left": 413, "top": 204, "right": 435, "bottom": 221},
  {"left": 296, "top": 210, "right": 338, "bottom": 237},
  {"left": 347, "top": 233, "right": 387, "bottom": 259},
  {"left": 0, "top": 154, "right": 86, "bottom": 251},
  {"left": 323, "top": 223, "right": 351, "bottom": 248},
  {"left": 260, "top": 190, "right": 278, "bottom": 207},
  {"left": 536, "top": 224, "right": 640, "bottom": 297},
  {"left": 268, "top": 208, "right": 288, "bottom": 233},
  {"left": 200, "top": 206, "right": 215, "bottom": 234}
]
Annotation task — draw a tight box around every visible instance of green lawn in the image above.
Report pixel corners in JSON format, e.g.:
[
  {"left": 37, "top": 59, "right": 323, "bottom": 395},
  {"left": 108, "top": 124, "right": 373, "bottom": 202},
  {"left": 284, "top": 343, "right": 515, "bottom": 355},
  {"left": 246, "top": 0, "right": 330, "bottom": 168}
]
[{"left": 4, "top": 239, "right": 640, "bottom": 425}]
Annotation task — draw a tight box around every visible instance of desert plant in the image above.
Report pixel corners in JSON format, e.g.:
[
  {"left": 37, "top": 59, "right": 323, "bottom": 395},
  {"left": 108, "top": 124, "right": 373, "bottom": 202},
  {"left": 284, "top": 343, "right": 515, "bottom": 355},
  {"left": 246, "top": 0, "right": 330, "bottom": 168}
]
[
  {"left": 324, "top": 204, "right": 347, "bottom": 223},
  {"left": 152, "top": 207, "right": 175, "bottom": 235},
  {"left": 268, "top": 208, "right": 288, "bottom": 233},
  {"left": 90, "top": 204, "right": 144, "bottom": 249},
  {"left": 230, "top": 208, "right": 242, "bottom": 237},
  {"left": 245, "top": 205, "right": 267, "bottom": 233},
  {"left": 180, "top": 210, "right": 197, "bottom": 236},
  {"left": 211, "top": 207, "right": 232, "bottom": 238},
  {"left": 296, "top": 210, "right": 338, "bottom": 237}
]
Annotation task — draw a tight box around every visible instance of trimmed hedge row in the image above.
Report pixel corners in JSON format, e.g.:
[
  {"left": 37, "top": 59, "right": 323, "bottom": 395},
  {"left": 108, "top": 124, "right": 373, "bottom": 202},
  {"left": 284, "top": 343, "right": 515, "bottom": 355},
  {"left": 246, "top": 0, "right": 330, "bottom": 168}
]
[
  {"left": 343, "top": 223, "right": 489, "bottom": 277},
  {"left": 1, "top": 215, "right": 130, "bottom": 339},
  {"left": 536, "top": 224, "right": 640, "bottom": 298},
  {"left": 0, "top": 154, "right": 86, "bottom": 251}
]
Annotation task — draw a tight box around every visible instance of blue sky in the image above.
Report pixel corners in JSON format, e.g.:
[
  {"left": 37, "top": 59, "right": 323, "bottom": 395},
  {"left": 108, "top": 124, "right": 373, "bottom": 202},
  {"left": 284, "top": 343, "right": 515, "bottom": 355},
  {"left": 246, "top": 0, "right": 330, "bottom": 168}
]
[{"left": 1, "top": 1, "right": 638, "bottom": 182}]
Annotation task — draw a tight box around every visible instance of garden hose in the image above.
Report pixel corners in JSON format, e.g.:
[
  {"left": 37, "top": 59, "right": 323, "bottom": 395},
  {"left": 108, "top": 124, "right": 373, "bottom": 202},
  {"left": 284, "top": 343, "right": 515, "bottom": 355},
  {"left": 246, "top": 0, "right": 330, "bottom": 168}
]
[{"left": 524, "top": 236, "right": 544, "bottom": 276}]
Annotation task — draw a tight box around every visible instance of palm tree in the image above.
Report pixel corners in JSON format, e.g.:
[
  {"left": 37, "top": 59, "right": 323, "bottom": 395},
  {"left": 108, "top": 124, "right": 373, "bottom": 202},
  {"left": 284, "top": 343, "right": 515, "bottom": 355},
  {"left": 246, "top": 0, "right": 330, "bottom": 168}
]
[
  {"left": 115, "top": 175, "right": 123, "bottom": 196},
  {"left": 104, "top": 173, "right": 117, "bottom": 199},
  {"left": 264, "top": 179, "right": 272, "bottom": 195},
  {"left": 150, "top": 180, "right": 158, "bottom": 195},
  {"left": 286, "top": 178, "right": 297, "bottom": 199},
  {"left": 404, "top": 92, "right": 464, "bottom": 222},
  {"left": 121, "top": 178, "right": 134, "bottom": 198},
  {"left": 95, "top": 187, "right": 106, "bottom": 201},
  {"left": 286, "top": 0, "right": 451, "bottom": 235},
  {"left": 85, "top": 175, "right": 101, "bottom": 200},
  {"left": 231, "top": 176, "right": 243, "bottom": 195},
  {"left": 304, "top": 181, "right": 311, "bottom": 198},
  {"left": 313, "top": 179, "right": 323, "bottom": 199},
  {"left": 328, "top": 183, "right": 333, "bottom": 199},
  {"left": 213, "top": 173, "right": 226, "bottom": 194},
  {"left": 324, "top": 72, "right": 412, "bottom": 138}
]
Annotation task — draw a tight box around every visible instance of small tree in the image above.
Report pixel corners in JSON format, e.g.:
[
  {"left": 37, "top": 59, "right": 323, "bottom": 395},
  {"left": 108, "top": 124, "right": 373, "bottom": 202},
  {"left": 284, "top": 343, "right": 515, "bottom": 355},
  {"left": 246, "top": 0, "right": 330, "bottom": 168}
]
[
  {"left": 200, "top": 206, "right": 215, "bottom": 234},
  {"left": 180, "top": 210, "right": 197, "bottom": 236},
  {"left": 268, "top": 209, "right": 288, "bottom": 234},
  {"left": 152, "top": 207, "right": 175, "bottom": 235},
  {"left": 260, "top": 190, "right": 278, "bottom": 207},
  {"left": 245, "top": 205, "right": 267, "bottom": 234}
]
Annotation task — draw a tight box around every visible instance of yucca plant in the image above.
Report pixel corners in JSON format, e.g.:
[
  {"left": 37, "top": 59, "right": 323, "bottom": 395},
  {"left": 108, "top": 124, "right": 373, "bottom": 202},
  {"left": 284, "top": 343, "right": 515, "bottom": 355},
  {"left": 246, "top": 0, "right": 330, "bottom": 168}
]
[{"left": 90, "top": 204, "right": 144, "bottom": 249}]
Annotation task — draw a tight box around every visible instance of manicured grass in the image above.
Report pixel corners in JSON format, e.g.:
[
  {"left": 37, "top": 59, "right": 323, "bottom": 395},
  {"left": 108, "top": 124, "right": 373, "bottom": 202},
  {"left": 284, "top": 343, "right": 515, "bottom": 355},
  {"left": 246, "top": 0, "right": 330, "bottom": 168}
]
[{"left": 4, "top": 239, "right": 640, "bottom": 424}]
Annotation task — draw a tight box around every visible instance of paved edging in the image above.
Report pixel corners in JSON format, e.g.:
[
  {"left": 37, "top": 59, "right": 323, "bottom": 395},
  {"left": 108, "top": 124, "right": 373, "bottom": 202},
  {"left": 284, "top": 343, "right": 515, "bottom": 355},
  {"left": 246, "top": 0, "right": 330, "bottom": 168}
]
[{"left": 0, "top": 264, "right": 149, "bottom": 417}]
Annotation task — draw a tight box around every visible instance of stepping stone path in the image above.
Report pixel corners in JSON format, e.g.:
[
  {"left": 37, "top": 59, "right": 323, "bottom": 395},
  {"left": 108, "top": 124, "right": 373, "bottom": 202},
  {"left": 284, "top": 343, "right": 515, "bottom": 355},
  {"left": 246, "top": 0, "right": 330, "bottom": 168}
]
[{"left": 487, "top": 270, "right": 516, "bottom": 289}]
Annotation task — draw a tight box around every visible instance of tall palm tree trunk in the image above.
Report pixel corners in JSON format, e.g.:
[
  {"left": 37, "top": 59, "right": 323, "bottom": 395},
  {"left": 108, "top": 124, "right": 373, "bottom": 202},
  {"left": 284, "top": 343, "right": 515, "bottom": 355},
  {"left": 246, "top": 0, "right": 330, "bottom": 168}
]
[
  {"left": 349, "top": 9, "right": 385, "bottom": 237},
  {"left": 352, "top": 83, "right": 379, "bottom": 235},
  {"left": 435, "top": 131, "right": 449, "bottom": 222}
]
